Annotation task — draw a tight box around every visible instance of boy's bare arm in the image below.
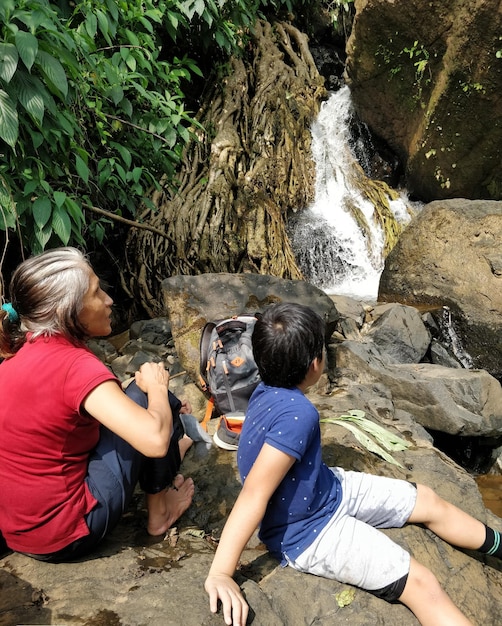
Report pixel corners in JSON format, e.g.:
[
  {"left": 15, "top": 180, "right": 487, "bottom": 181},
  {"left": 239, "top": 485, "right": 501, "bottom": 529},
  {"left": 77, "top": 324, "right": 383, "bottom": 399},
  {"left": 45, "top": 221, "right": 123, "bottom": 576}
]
[{"left": 205, "top": 444, "right": 295, "bottom": 626}]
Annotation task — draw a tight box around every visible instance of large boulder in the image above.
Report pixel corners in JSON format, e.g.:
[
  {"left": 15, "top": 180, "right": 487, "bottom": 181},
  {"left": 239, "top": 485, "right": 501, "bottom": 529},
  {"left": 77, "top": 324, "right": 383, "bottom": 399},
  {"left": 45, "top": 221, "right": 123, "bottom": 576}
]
[
  {"left": 345, "top": 0, "right": 502, "bottom": 201},
  {"left": 161, "top": 272, "right": 340, "bottom": 385},
  {"left": 3, "top": 282, "right": 502, "bottom": 626},
  {"left": 378, "top": 199, "right": 502, "bottom": 379},
  {"left": 2, "top": 379, "right": 501, "bottom": 626},
  {"left": 336, "top": 340, "right": 502, "bottom": 437}
]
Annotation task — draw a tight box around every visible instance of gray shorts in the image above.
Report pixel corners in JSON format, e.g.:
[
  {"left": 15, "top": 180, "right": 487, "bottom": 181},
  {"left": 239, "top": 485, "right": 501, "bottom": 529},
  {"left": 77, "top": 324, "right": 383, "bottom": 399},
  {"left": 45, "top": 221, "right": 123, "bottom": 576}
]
[{"left": 285, "top": 468, "right": 417, "bottom": 593}]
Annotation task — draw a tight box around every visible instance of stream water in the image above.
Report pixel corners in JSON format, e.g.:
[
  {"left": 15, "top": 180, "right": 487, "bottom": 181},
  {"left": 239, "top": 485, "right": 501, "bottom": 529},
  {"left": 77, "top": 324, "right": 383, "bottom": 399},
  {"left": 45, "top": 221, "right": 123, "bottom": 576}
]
[
  {"left": 475, "top": 475, "right": 502, "bottom": 517},
  {"left": 292, "top": 86, "right": 502, "bottom": 518}
]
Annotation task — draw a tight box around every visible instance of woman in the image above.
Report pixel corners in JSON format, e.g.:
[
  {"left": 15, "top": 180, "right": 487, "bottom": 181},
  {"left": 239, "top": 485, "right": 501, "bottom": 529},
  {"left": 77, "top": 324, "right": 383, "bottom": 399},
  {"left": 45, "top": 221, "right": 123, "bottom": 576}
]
[{"left": 0, "top": 247, "right": 194, "bottom": 562}]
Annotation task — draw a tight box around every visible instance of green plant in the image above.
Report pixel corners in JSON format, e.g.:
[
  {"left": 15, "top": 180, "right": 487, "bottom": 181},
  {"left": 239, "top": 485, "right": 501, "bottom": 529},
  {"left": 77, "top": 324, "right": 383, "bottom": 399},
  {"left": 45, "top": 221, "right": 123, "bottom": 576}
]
[
  {"left": 403, "top": 40, "right": 431, "bottom": 104},
  {"left": 459, "top": 80, "right": 485, "bottom": 94},
  {"left": 376, "top": 38, "right": 433, "bottom": 107},
  {"left": 321, "top": 409, "right": 411, "bottom": 467},
  {"left": 0, "top": 0, "right": 204, "bottom": 254},
  {"left": 0, "top": 0, "right": 315, "bottom": 257},
  {"left": 326, "top": 0, "right": 354, "bottom": 26}
]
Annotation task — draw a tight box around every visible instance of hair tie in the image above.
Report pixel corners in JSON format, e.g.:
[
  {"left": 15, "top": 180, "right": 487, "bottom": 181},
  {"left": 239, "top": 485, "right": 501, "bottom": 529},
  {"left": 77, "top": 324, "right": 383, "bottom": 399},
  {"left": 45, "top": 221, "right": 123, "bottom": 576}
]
[{"left": 1, "top": 303, "right": 19, "bottom": 323}]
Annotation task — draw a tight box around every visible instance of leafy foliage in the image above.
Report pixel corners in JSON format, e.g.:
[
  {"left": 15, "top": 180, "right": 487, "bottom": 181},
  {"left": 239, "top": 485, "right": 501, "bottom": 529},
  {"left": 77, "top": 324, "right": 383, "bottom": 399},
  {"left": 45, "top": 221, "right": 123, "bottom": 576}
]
[
  {"left": 321, "top": 409, "right": 411, "bottom": 467},
  {"left": 0, "top": 0, "right": 206, "bottom": 253},
  {"left": 0, "top": 0, "right": 312, "bottom": 257}
]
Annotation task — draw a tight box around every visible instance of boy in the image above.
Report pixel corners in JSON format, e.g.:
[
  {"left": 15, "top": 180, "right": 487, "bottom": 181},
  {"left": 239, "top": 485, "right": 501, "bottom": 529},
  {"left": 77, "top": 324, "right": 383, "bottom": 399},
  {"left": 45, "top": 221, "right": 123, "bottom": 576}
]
[{"left": 205, "top": 302, "right": 502, "bottom": 626}]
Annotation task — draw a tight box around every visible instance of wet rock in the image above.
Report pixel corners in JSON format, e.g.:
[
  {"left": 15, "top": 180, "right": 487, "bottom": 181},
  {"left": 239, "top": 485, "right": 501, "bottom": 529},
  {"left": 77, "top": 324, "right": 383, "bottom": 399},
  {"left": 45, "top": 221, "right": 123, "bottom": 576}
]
[{"left": 2, "top": 279, "right": 502, "bottom": 626}]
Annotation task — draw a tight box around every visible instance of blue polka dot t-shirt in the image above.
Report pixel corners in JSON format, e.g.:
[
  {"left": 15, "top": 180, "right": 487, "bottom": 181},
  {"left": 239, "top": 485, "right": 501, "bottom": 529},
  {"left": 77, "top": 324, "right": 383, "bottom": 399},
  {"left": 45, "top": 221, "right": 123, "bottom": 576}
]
[{"left": 237, "top": 383, "right": 342, "bottom": 566}]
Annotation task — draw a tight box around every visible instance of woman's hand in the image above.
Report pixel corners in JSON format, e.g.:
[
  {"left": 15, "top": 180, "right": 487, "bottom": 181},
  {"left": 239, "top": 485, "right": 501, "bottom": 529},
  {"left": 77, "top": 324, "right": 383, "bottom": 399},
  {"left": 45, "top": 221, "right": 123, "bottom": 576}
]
[
  {"left": 134, "top": 362, "right": 169, "bottom": 394},
  {"left": 205, "top": 573, "right": 248, "bottom": 626},
  {"left": 180, "top": 399, "right": 192, "bottom": 414}
]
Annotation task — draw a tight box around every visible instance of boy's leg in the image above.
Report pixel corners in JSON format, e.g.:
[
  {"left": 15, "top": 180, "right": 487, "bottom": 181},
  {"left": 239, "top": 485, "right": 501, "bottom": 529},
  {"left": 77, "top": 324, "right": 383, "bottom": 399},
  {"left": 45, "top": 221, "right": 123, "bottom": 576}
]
[
  {"left": 288, "top": 509, "right": 411, "bottom": 595},
  {"left": 289, "top": 471, "right": 473, "bottom": 624},
  {"left": 408, "top": 484, "right": 488, "bottom": 552},
  {"left": 288, "top": 469, "right": 416, "bottom": 595},
  {"left": 399, "top": 557, "right": 473, "bottom": 626}
]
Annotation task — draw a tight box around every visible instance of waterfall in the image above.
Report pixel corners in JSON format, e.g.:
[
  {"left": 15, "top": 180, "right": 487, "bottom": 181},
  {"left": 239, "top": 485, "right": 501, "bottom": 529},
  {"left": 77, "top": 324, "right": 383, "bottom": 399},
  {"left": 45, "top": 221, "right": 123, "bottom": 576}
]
[
  {"left": 438, "top": 306, "right": 474, "bottom": 369},
  {"left": 290, "top": 86, "right": 416, "bottom": 302}
]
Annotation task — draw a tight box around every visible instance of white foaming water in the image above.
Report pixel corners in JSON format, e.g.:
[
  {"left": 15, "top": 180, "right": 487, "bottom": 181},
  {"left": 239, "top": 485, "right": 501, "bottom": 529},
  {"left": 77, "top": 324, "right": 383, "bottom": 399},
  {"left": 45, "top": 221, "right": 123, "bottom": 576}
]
[{"left": 291, "top": 86, "right": 414, "bottom": 302}]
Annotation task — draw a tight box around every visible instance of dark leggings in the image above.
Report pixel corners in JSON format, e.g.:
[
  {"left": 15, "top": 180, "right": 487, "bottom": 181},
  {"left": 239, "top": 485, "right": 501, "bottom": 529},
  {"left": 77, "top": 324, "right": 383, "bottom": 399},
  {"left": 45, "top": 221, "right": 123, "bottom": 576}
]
[{"left": 28, "top": 382, "right": 185, "bottom": 562}]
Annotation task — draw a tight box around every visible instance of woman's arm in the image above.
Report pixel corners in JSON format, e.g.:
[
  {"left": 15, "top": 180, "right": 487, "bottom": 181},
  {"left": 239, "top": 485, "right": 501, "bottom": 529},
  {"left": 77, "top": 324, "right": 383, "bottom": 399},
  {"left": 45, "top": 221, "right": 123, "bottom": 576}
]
[
  {"left": 205, "top": 443, "right": 295, "bottom": 626},
  {"left": 82, "top": 362, "right": 172, "bottom": 457}
]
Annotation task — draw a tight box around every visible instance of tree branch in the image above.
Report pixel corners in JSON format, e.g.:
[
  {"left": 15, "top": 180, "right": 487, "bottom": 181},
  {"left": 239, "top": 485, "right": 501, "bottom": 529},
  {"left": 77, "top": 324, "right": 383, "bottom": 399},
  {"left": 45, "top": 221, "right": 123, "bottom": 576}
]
[{"left": 84, "top": 203, "right": 168, "bottom": 238}]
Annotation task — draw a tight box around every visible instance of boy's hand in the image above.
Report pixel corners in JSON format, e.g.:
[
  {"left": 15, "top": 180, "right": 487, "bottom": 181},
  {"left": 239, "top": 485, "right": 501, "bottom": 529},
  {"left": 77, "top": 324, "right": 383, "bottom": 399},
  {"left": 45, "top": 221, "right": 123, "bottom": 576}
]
[{"left": 205, "top": 573, "right": 248, "bottom": 626}]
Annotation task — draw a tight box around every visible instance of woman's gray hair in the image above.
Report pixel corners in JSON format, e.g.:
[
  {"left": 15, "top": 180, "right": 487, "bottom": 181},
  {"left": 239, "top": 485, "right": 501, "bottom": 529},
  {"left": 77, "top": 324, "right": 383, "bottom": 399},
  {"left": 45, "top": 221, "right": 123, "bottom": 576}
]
[{"left": 9, "top": 247, "right": 92, "bottom": 341}]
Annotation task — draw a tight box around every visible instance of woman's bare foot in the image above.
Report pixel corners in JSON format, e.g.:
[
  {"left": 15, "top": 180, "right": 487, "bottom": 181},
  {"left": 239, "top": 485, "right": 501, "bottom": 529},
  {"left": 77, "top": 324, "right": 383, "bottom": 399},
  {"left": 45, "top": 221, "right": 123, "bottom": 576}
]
[
  {"left": 179, "top": 434, "right": 193, "bottom": 461},
  {"left": 146, "top": 474, "right": 195, "bottom": 536}
]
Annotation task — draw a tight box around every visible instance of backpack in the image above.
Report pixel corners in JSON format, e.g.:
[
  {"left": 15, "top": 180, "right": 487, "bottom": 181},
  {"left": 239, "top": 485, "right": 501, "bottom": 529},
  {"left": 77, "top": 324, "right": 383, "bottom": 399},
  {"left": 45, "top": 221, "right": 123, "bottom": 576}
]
[{"left": 199, "top": 315, "right": 261, "bottom": 420}]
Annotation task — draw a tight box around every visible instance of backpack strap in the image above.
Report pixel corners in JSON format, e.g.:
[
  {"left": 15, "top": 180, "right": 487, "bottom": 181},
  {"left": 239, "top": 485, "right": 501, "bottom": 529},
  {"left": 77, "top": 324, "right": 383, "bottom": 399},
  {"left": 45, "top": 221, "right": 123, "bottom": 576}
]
[
  {"left": 214, "top": 318, "right": 247, "bottom": 339},
  {"left": 200, "top": 397, "right": 214, "bottom": 432},
  {"left": 199, "top": 321, "right": 216, "bottom": 390}
]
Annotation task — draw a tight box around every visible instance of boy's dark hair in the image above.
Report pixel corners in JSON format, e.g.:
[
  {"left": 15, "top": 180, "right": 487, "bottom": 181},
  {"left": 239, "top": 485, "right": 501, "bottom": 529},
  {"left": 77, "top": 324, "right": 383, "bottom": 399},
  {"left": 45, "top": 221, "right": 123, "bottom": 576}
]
[{"left": 252, "top": 302, "right": 325, "bottom": 388}]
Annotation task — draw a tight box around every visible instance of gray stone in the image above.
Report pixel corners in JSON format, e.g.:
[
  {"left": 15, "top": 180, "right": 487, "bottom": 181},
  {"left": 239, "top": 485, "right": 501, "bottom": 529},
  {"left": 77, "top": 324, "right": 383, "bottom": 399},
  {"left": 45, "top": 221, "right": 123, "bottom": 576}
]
[
  {"left": 366, "top": 303, "right": 431, "bottom": 364},
  {"left": 379, "top": 199, "right": 502, "bottom": 379},
  {"left": 337, "top": 340, "right": 502, "bottom": 436}
]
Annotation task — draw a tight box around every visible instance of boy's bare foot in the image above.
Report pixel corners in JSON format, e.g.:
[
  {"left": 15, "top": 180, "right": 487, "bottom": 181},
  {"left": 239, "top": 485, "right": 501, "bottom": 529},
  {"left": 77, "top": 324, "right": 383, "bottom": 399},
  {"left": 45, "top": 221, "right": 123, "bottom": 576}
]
[
  {"left": 147, "top": 474, "right": 195, "bottom": 536},
  {"left": 179, "top": 434, "right": 193, "bottom": 461}
]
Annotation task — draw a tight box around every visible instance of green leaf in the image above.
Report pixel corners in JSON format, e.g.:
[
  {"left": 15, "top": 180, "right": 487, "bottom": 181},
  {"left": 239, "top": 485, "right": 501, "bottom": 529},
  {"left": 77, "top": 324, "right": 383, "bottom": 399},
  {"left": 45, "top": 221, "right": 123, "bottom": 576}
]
[
  {"left": 125, "top": 55, "right": 136, "bottom": 72},
  {"left": 64, "top": 197, "right": 84, "bottom": 228},
  {"left": 85, "top": 13, "right": 98, "bottom": 39},
  {"left": 166, "top": 11, "right": 179, "bottom": 30},
  {"left": 331, "top": 411, "right": 411, "bottom": 452},
  {"left": 0, "top": 89, "right": 18, "bottom": 147},
  {"left": 195, "top": 0, "right": 206, "bottom": 16},
  {"left": 75, "top": 154, "right": 89, "bottom": 184},
  {"left": 131, "top": 166, "right": 142, "bottom": 183},
  {"left": 52, "top": 204, "right": 71, "bottom": 244},
  {"left": 335, "top": 588, "right": 356, "bottom": 608},
  {"left": 139, "top": 16, "right": 154, "bottom": 33},
  {"left": 36, "top": 50, "right": 68, "bottom": 98},
  {"left": 0, "top": 177, "right": 16, "bottom": 230},
  {"left": 105, "top": 0, "right": 119, "bottom": 22},
  {"left": 53, "top": 190, "right": 66, "bottom": 208},
  {"left": 32, "top": 196, "right": 52, "bottom": 228},
  {"left": 23, "top": 180, "right": 39, "bottom": 196},
  {"left": 329, "top": 420, "right": 405, "bottom": 468},
  {"left": 321, "top": 411, "right": 411, "bottom": 468},
  {"left": 0, "top": 43, "right": 19, "bottom": 84},
  {"left": 114, "top": 162, "right": 126, "bottom": 183},
  {"left": 12, "top": 72, "right": 45, "bottom": 124},
  {"left": 119, "top": 97, "right": 133, "bottom": 117},
  {"left": 15, "top": 30, "right": 38, "bottom": 71},
  {"left": 110, "top": 141, "right": 132, "bottom": 168},
  {"left": 109, "top": 85, "right": 124, "bottom": 105},
  {"left": 0, "top": 1, "right": 15, "bottom": 22},
  {"left": 35, "top": 221, "right": 52, "bottom": 250},
  {"left": 30, "top": 130, "right": 44, "bottom": 149},
  {"left": 125, "top": 29, "right": 139, "bottom": 46},
  {"left": 96, "top": 9, "right": 111, "bottom": 44}
]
